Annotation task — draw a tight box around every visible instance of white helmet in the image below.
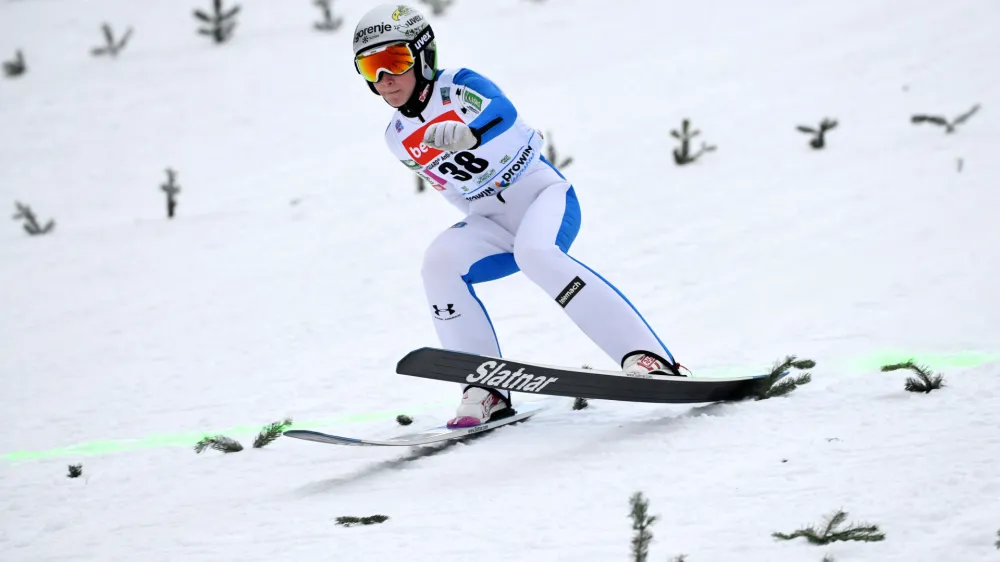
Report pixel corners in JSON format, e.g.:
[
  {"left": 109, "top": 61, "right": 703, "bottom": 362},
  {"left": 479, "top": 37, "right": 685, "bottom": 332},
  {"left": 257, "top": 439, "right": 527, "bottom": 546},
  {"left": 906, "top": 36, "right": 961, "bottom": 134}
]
[{"left": 353, "top": 4, "right": 437, "bottom": 94}]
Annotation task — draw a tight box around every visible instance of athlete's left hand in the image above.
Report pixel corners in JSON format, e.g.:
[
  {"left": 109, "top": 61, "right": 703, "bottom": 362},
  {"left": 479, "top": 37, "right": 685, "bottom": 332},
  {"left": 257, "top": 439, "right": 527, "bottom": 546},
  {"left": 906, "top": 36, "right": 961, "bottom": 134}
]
[{"left": 423, "top": 121, "right": 479, "bottom": 151}]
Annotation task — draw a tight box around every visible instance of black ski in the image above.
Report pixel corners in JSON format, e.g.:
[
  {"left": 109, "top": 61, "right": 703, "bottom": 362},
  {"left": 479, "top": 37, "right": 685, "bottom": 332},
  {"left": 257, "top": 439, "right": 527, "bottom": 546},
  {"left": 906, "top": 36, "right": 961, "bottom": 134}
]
[{"left": 396, "top": 348, "right": 775, "bottom": 404}]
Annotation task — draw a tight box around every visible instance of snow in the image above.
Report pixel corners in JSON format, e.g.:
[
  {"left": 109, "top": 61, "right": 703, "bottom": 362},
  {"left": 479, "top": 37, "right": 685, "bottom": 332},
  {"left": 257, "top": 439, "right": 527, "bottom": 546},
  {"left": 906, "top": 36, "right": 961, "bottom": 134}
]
[{"left": 1, "top": 0, "right": 998, "bottom": 560}]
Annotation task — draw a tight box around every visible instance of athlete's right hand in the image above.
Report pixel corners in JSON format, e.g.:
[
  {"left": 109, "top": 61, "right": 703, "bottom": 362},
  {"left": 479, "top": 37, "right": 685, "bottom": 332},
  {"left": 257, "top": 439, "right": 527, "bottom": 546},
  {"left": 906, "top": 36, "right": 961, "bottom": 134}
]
[{"left": 423, "top": 121, "right": 479, "bottom": 151}]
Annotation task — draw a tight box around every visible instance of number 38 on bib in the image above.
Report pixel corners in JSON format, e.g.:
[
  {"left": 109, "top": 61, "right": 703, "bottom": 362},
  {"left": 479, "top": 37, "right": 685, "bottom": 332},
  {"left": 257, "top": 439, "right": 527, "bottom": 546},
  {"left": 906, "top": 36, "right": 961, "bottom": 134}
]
[{"left": 400, "top": 110, "right": 544, "bottom": 201}]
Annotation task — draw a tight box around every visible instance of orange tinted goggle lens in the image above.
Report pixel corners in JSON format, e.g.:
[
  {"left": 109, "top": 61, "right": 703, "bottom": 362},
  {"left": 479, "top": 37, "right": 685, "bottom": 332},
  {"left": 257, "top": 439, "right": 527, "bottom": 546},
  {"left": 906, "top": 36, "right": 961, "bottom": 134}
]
[{"left": 356, "top": 44, "right": 415, "bottom": 82}]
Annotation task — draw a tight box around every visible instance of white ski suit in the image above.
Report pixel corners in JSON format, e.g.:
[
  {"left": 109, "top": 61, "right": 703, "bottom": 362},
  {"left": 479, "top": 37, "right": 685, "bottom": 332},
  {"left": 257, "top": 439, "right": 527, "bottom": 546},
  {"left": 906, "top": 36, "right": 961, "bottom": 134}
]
[{"left": 383, "top": 68, "right": 675, "bottom": 378}]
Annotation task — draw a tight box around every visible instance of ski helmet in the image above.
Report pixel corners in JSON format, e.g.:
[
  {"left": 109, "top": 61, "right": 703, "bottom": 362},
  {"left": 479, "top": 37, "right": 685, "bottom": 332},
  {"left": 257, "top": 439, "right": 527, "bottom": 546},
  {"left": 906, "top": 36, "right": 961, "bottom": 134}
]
[{"left": 352, "top": 4, "right": 437, "bottom": 95}]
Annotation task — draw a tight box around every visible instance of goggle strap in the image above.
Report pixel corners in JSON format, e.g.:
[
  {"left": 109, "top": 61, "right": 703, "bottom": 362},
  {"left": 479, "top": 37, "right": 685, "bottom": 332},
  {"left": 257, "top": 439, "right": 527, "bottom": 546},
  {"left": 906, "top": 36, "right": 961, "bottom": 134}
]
[{"left": 409, "top": 26, "right": 434, "bottom": 56}]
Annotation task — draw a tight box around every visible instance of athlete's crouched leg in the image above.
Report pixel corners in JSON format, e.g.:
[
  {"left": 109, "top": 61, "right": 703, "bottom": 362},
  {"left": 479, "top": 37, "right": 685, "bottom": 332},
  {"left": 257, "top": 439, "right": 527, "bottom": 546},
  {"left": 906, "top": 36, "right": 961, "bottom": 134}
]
[
  {"left": 420, "top": 217, "right": 517, "bottom": 358},
  {"left": 512, "top": 238, "right": 577, "bottom": 298},
  {"left": 421, "top": 231, "right": 470, "bottom": 285}
]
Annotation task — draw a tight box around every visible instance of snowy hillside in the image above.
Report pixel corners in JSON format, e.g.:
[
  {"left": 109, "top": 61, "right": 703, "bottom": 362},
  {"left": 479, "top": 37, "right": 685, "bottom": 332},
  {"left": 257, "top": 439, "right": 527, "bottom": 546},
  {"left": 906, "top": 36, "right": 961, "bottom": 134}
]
[{"left": 2, "top": 0, "right": 999, "bottom": 560}]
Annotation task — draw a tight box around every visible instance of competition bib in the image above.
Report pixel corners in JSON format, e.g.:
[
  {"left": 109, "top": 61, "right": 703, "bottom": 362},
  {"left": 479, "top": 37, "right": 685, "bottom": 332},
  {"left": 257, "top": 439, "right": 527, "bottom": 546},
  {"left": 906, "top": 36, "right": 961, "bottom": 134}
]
[{"left": 401, "top": 111, "right": 543, "bottom": 200}]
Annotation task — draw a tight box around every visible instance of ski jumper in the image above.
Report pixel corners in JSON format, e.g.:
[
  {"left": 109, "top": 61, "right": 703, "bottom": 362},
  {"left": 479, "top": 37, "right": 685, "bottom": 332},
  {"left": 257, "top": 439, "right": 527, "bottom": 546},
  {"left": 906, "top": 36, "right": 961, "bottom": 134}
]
[{"left": 383, "top": 68, "right": 674, "bottom": 370}]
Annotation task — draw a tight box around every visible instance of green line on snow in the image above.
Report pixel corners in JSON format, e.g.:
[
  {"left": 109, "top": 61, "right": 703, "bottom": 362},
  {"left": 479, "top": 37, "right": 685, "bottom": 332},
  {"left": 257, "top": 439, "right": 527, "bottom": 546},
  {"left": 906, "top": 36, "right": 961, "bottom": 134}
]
[
  {"left": 4, "top": 350, "right": 997, "bottom": 463},
  {"left": 853, "top": 350, "right": 1000, "bottom": 372},
  {"left": 3, "top": 403, "right": 449, "bottom": 463},
  {"left": 700, "top": 349, "right": 999, "bottom": 379}
]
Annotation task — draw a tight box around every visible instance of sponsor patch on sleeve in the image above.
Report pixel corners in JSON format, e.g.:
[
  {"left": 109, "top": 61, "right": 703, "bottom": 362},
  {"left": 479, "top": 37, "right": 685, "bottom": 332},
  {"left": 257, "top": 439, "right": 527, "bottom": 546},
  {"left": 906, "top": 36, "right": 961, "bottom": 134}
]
[{"left": 462, "top": 88, "right": 484, "bottom": 113}]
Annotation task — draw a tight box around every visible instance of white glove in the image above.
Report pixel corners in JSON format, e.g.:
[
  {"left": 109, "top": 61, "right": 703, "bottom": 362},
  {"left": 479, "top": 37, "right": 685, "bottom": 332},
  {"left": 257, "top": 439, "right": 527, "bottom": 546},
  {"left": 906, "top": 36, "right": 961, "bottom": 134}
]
[{"left": 423, "top": 121, "right": 478, "bottom": 151}]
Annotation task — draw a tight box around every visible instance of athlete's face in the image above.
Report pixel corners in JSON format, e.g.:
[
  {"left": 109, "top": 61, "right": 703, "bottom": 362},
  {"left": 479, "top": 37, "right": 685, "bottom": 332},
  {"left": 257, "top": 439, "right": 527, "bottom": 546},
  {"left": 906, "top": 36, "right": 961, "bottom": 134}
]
[{"left": 373, "top": 68, "right": 416, "bottom": 108}]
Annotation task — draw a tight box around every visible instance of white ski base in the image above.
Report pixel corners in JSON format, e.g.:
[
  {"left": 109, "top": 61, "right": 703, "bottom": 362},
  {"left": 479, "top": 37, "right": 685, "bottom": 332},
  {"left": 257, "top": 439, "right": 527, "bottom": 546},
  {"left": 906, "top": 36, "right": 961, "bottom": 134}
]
[{"left": 283, "top": 402, "right": 547, "bottom": 447}]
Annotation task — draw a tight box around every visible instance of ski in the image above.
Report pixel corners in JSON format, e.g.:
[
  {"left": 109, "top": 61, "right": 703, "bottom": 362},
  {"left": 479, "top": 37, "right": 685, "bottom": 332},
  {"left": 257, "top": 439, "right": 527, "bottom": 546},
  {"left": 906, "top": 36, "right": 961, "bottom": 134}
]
[
  {"left": 282, "top": 402, "right": 547, "bottom": 447},
  {"left": 396, "top": 348, "right": 776, "bottom": 404}
]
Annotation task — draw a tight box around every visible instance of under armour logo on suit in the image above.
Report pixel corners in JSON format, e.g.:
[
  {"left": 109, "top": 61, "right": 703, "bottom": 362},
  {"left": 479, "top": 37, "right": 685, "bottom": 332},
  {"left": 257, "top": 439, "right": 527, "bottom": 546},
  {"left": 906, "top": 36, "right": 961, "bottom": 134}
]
[{"left": 433, "top": 304, "right": 460, "bottom": 320}]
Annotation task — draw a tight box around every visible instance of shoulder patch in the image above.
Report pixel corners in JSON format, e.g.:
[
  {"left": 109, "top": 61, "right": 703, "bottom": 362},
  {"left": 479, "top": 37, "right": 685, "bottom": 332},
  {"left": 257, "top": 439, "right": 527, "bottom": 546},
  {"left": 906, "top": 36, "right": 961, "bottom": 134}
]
[{"left": 461, "top": 88, "right": 483, "bottom": 113}]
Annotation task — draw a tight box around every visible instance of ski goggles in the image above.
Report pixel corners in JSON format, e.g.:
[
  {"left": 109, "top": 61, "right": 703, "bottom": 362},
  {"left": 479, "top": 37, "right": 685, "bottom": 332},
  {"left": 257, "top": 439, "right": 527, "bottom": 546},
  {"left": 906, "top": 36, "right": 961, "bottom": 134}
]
[
  {"left": 355, "top": 42, "right": 415, "bottom": 83},
  {"left": 355, "top": 27, "right": 434, "bottom": 83}
]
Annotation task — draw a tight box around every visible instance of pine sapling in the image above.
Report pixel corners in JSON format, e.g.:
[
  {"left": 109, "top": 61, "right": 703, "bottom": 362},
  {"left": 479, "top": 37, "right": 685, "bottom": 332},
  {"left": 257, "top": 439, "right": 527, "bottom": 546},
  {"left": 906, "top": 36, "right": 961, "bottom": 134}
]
[
  {"left": 336, "top": 515, "right": 390, "bottom": 527},
  {"left": 669, "top": 555, "right": 688, "bottom": 562},
  {"left": 194, "top": 435, "right": 244, "bottom": 454},
  {"left": 194, "top": 0, "right": 241, "bottom": 44},
  {"left": 881, "top": 360, "right": 944, "bottom": 393},
  {"left": 313, "top": 0, "right": 343, "bottom": 32},
  {"left": 629, "top": 491, "right": 657, "bottom": 562},
  {"left": 13, "top": 202, "right": 56, "bottom": 235},
  {"left": 752, "top": 355, "right": 815, "bottom": 400},
  {"left": 543, "top": 131, "right": 574, "bottom": 169},
  {"left": 161, "top": 168, "right": 181, "bottom": 218},
  {"left": 911, "top": 104, "right": 981, "bottom": 134},
  {"left": 396, "top": 414, "right": 413, "bottom": 426},
  {"left": 572, "top": 365, "right": 592, "bottom": 410},
  {"left": 796, "top": 118, "right": 838, "bottom": 149},
  {"left": 822, "top": 556, "right": 835, "bottom": 562},
  {"left": 671, "top": 119, "right": 716, "bottom": 165},
  {"left": 773, "top": 509, "right": 885, "bottom": 545},
  {"left": 994, "top": 528, "right": 999, "bottom": 549},
  {"left": 3, "top": 49, "right": 26, "bottom": 77},
  {"left": 418, "top": 0, "right": 454, "bottom": 16},
  {"left": 91, "top": 23, "right": 134, "bottom": 57},
  {"left": 253, "top": 417, "right": 293, "bottom": 449},
  {"left": 67, "top": 464, "right": 83, "bottom": 478}
]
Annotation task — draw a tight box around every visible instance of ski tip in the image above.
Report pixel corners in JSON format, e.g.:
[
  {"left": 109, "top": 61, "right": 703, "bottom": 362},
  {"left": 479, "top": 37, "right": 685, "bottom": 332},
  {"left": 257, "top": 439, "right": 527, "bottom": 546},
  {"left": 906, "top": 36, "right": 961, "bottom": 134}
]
[{"left": 283, "top": 430, "right": 362, "bottom": 444}]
